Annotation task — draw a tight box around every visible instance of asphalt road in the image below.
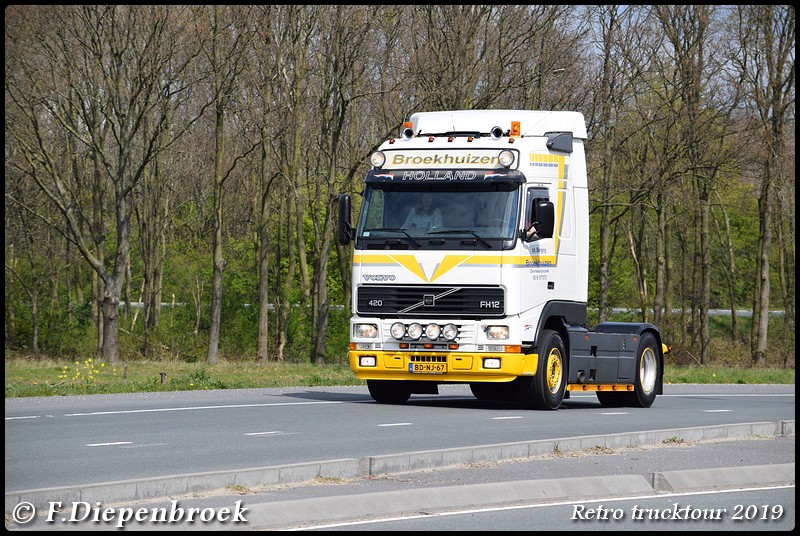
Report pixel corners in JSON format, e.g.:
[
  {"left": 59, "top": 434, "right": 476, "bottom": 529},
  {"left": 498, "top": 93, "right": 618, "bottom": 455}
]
[{"left": 5, "top": 383, "right": 795, "bottom": 530}]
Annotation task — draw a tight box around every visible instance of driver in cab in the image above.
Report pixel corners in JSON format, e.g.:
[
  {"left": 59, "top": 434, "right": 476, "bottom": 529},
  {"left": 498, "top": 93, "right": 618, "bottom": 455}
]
[{"left": 403, "top": 192, "right": 443, "bottom": 231}]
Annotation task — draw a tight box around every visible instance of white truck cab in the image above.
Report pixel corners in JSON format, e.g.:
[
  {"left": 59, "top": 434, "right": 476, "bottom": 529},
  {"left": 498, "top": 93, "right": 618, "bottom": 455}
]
[{"left": 337, "top": 110, "right": 666, "bottom": 409}]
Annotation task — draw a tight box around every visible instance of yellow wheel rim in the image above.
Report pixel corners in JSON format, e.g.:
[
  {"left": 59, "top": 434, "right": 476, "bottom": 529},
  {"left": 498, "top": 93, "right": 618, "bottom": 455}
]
[{"left": 546, "top": 348, "right": 563, "bottom": 394}]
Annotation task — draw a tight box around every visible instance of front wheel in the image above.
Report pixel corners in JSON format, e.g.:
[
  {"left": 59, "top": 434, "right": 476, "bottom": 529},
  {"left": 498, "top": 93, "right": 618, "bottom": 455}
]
[
  {"left": 367, "top": 379, "right": 411, "bottom": 405},
  {"left": 516, "top": 329, "right": 566, "bottom": 410}
]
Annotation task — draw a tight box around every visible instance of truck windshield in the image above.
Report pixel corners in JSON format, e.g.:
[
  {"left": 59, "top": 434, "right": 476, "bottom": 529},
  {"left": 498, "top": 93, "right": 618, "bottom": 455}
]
[{"left": 357, "top": 182, "right": 519, "bottom": 248}]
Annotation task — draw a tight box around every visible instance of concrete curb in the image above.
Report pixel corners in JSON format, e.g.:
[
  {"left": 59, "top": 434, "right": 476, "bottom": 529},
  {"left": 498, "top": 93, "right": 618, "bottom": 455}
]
[
  {"left": 651, "top": 463, "right": 796, "bottom": 492},
  {"left": 5, "top": 420, "right": 794, "bottom": 514},
  {"left": 234, "top": 463, "right": 796, "bottom": 530},
  {"left": 242, "top": 474, "right": 657, "bottom": 529}
]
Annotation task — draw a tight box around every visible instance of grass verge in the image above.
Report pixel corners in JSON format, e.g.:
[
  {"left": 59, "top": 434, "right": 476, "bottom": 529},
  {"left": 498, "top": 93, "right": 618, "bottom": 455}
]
[{"left": 4, "top": 357, "right": 794, "bottom": 398}]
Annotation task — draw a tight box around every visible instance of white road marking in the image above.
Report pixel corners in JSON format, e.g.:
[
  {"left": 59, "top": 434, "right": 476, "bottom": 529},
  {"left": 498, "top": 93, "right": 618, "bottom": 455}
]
[
  {"left": 64, "top": 400, "right": 342, "bottom": 417},
  {"left": 244, "top": 431, "right": 297, "bottom": 436},
  {"left": 492, "top": 416, "right": 524, "bottom": 420},
  {"left": 5, "top": 415, "right": 40, "bottom": 420},
  {"left": 378, "top": 423, "right": 413, "bottom": 427},
  {"left": 85, "top": 441, "right": 133, "bottom": 447},
  {"left": 703, "top": 409, "right": 733, "bottom": 412}
]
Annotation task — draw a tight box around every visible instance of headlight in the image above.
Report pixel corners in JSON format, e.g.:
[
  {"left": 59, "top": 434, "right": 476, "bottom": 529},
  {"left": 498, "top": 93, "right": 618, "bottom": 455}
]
[
  {"left": 355, "top": 323, "right": 378, "bottom": 338},
  {"left": 425, "top": 323, "right": 441, "bottom": 340},
  {"left": 485, "top": 325, "right": 509, "bottom": 340},
  {"left": 370, "top": 151, "right": 386, "bottom": 168},
  {"left": 498, "top": 150, "right": 515, "bottom": 168},
  {"left": 407, "top": 323, "right": 423, "bottom": 340},
  {"left": 390, "top": 322, "right": 406, "bottom": 339},
  {"left": 442, "top": 324, "right": 458, "bottom": 341}
]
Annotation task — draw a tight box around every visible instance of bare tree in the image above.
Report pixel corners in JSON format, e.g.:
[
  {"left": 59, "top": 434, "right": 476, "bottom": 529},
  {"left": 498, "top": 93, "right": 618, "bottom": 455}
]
[
  {"left": 728, "top": 6, "right": 795, "bottom": 366},
  {"left": 6, "top": 6, "right": 201, "bottom": 362},
  {"left": 250, "top": 8, "right": 279, "bottom": 363},
  {"left": 194, "top": 5, "right": 258, "bottom": 364},
  {"left": 305, "top": 5, "right": 379, "bottom": 363},
  {"left": 262, "top": 5, "right": 318, "bottom": 361},
  {"left": 4, "top": 174, "right": 54, "bottom": 354},
  {"left": 655, "top": 5, "right": 735, "bottom": 364}
]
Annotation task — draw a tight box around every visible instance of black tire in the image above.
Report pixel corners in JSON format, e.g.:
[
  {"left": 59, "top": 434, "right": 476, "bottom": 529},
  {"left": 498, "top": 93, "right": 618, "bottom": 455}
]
[
  {"left": 596, "top": 332, "right": 660, "bottom": 408},
  {"left": 367, "top": 379, "right": 411, "bottom": 404},
  {"left": 516, "top": 329, "right": 567, "bottom": 410},
  {"left": 630, "top": 332, "right": 660, "bottom": 407}
]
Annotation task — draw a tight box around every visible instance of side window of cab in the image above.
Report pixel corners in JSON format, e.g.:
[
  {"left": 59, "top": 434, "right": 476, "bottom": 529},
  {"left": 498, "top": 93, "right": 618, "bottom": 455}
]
[{"left": 522, "top": 188, "right": 550, "bottom": 236}]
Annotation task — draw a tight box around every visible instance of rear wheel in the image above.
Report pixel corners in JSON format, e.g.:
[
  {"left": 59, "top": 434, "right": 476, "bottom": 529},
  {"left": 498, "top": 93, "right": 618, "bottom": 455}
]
[
  {"left": 517, "top": 329, "right": 566, "bottom": 410},
  {"left": 596, "top": 332, "right": 660, "bottom": 408},
  {"left": 630, "top": 333, "right": 660, "bottom": 407},
  {"left": 367, "top": 379, "right": 411, "bottom": 404}
]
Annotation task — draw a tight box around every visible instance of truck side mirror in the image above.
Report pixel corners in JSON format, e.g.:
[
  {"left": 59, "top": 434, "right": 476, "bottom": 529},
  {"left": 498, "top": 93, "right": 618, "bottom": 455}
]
[
  {"left": 534, "top": 200, "right": 555, "bottom": 239},
  {"left": 337, "top": 194, "right": 354, "bottom": 245}
]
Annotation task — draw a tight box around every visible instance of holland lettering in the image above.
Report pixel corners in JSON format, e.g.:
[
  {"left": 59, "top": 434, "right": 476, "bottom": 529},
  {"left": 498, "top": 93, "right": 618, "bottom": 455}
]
[{"left": 401, "top": 170, "right": 477, "bottom": 181}]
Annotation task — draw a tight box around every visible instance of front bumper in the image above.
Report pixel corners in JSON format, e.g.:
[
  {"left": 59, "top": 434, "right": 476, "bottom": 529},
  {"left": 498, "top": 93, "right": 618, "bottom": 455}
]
[{"left": 349, "top": 350, "right": 539, "bottom": 382}]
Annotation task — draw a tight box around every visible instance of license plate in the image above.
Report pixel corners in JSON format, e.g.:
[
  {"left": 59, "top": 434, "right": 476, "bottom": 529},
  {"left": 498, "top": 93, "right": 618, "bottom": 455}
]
[{"left": 409, "top": 362, "right": 447, "bottom": 374}]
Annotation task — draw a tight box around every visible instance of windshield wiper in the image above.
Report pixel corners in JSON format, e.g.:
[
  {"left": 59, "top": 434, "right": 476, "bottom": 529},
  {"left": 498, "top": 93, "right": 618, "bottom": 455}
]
[
  {"left": 364, "top": 228, "right": 421, "bottom": 248},
  {"left": 428, "top": 229, "right": 493, "bottom": 249}
]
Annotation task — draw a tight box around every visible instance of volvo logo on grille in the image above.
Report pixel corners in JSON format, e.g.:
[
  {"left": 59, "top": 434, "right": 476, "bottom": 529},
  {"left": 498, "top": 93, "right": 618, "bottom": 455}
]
[
  {"left": 363, "top": 274, "right": 396, "bottom": 281},
  {"left": 423, "top": 295, "right": 435, "bottom": 306}
]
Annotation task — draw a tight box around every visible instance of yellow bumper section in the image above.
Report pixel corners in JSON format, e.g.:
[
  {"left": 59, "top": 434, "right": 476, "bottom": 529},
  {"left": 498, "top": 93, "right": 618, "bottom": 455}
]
[
  {"left": 349, "top": 350, "right": 538, "bottom": 382},
  {"left": 567, "top": 384, "right": 634, "bottom": 392}
]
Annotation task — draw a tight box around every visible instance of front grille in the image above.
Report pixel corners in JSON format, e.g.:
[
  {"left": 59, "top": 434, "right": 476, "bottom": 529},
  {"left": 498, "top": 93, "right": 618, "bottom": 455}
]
[
  {"left": 409, "top": 355, "right": 447, "bottom": 363},
  {"left": 357, "top": 285, "right": 504, "bottom": 318}
]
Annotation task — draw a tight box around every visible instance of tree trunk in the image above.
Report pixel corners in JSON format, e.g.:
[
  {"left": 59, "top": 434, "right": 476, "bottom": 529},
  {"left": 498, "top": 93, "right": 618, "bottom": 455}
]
[
  {"left": 751, "top": 168, "right": 772, "bottom": 366},
  {"left": 207, "top": 160, "right": 225, "bottom": 365},
  {"left": 257, "top": 139, "right": 275, "bottom": 362},
  {"left": 310, "top": 195, "right": 335, "bottom": 364},
  {"left": 294, "top": 192, "right": 311, "bottom": 303},
  {"left": 5, "top": 243, "right": 15, "bottom": 346},
  {"left": 276, "top": 194, "right": 296, "bottom": 362},
  {"left": 714, "top": 194, "right": 739, "bottom": 343},
  {"left": 698, "top": 185, "right": 711, "bottom": 365},
  {"left": 653, "top": 193, "right": 666, "bottom": 327}
]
